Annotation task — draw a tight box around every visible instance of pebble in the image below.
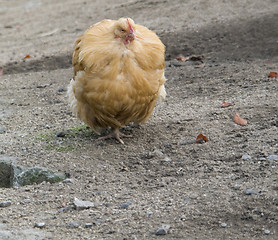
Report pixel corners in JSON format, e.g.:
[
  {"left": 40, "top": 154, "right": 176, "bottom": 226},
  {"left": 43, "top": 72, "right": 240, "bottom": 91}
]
[
  {"left": 85, "top": 223, "right": 93, "bottom": 228},
  {"left": 0, "top": 127, "right": 6, "bottom": 134},
  {"left": 34, "top": 222, "right": 46, "bottom": 228},
  {"left": 242, "top": 154, "right": 251, "bottom": 160},
  {"left": 120, "top": 201, "right": 132, "bottom": 209},
  {"left": 221, "top": 222, "right": 227, "bottom": 228},
  {"left": 267, "top": 155, "right": 278, "bottom": 161},
  {"left": 93, "top": 219, "right": 102, "bottom": 226},
  {"left": 164, "top": 156, "right": 172, "bottom": 162},
  {"left": 56, "top": 132, "right": 66, "bottom": 138},
  {"left": 0, "top": 201, "right": 12, "bottom": 208},
  {"left": 264, "top": 229, "right": 270, "bottom": 235},
  {"left": 63, "top": 178, "right": 74, "bottom": 183},
  {"left": 245, "top": 187, "right": 258, "bottom": 195},
  {"left": 73, "top": 197, "right": 94, "bottom": 210},
  {"left": 58, "top": 87, "right": 66, "bottom": 92},
  {"left": 155, "top": 224, "right": 171, "bottom": 235},
  {"left": 147, "top": 211, "right": 153, "bottom": 217},
  {"left": 234, "top": 184, "right": 240, "bottom": 190},
  {"left": 68, "top": 221, "right": 79, "bottom": 228}
]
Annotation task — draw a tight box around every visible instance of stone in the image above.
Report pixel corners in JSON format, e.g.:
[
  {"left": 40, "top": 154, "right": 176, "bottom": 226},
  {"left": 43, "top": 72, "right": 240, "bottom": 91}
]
[
  {"left": 0, "top": 127, "right": 6, "bottom": 134},
  {"left": 155, "top": 224, "right": 171, "bottom": 235},
  {"left": 34, "top": 222, "right": 46, "bottom": 228},
  {"left": 0, "top": 159, "right": 14, "bottom": 188},
  {"left": 56, "top": 132, "right": 66, "bottom": 138},
  {"left": 68, "top": 221, "right": 79, "bottom": 228},
  {"left": 16, "top": 167, "right": 66, "bottom": 186},
  {"left": 120, "top": 201, "right": 132, "bottom": 209},
  {"left": 241, "top": 154, "right": 251, "bottom": 160},
  {"left": 85, "top": 223, "right": 93, "bottom": 228},
  {"left": 63, "top": 178, "right": 74, "bottom": 183},
  {"left": 245, "top": 188, "right": 258, "bottom": 195},
  {"left": 264, "top": 229, "right": 270, "bottom": 235},
  {"left": 221, "top": 222, "right": 227, "bottom": 228},
  {"left": 0, "top": 201, "right": 12, "bottom": 208},
  {"left": 73, "top": 197, "right": 94, "bottom": 210},
  {"left": 0, "top": 157, "right": 66, "bottom": 188},
  {"left": 267, "top": 155, "right": 278, "bottom": 161}
]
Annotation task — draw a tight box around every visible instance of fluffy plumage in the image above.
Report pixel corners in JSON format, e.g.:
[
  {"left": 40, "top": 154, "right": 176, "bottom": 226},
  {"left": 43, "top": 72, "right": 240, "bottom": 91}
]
[{"left": 68, "top": 17, "right": 166, "bottom": 143}]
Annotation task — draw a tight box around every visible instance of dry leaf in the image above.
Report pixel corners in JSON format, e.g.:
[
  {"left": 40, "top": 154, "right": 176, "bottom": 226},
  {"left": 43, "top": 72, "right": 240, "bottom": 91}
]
[
  {"left": 23, "top": 54, "right": 31, "bottom": 59},
  {"left": 268, "top": 72, "right": 278, "bottom": 78},
  {"left": 176, "top": 54, "right": 190, "bottom": 62},
  {"left": 196, "top": 134, "right": 208, "bottom": 143},
  {"left": 221, "top": 101, "right": 234, "bottom": 108},
  {"left": 233, "top": 113, "right": 247, "bottom": 125},
  {"left": 0, "top": 69, "right": 3, "bottom": 76}
]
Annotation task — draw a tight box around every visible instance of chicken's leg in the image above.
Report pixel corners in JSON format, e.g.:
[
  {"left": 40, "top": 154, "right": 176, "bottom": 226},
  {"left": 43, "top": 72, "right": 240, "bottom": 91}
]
[{"left": 97, "top": 128, "right": 132, "bottom": 144}]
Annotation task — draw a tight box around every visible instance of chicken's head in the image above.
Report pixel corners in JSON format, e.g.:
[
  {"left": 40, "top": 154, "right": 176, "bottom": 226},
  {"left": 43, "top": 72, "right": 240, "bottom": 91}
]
[{"left": 114, "top": 18, "right": 136, "bottom": 44}]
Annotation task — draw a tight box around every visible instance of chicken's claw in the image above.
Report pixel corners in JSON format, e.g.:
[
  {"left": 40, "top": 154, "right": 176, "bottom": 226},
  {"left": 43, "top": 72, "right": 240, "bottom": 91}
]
[{"left": 97, "top": 128, "right": 132, "bottom": 144}]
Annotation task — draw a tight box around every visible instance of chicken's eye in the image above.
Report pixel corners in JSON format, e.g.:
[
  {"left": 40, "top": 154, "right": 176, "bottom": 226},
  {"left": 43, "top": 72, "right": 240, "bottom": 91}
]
[{"left": 121, "top": 29, "right": 126, "bottom": 32}]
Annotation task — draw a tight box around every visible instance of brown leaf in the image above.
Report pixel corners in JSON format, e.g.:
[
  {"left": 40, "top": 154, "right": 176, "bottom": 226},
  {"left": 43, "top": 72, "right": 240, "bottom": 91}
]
[
  {"left": 268, "top": 72, "right": 278, "bottom": 78},
  {"left": 176, "top": 54, "right": 190, "bottom": 62},
  {"left": 233, "top": 113, "right": 247, "bottom": 125},
  {"left": 221, "top": 101, "right": 234, "bottom": 108},
  {"left": 0, "top": 69, "right": 3, "bottom": 76},
  {"left": 23, "top": 54, "right": 31, "bottom": 60},
  {"left": 196, "top": 134, "right": 208, "bottom": 144}
]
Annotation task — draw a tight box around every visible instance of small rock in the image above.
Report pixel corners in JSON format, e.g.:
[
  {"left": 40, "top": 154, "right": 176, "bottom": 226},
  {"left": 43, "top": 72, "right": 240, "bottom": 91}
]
[
  {"left": 221, "top": 222, "right": 227, "bottom": 228},
  {"left": 58, "top": 208, "right": 66, "bottom": 213},
  {"left": 267, "top": 155, "right": 278, "bottom": 161},
  {"left": 85, "top": 223, "right": 93, "bottom": 228},
  {"left": 153, "top": 149, "right": 164, "bottom": 156},
  {"left": 58, "top": 87, "right": 66, "bottom": 92},
  {"left": 147, "top": 211, "right": 153, "bottom": 217},
  {"left": 155, "top": 224, "right": 170, "bottom": 235},
  {"left": 245, "top": 187, "right": 258, "bottom": 195},
  {"left": 68, "top": 221, "right": 79, "bottom": 228},
  {"left": 234, "top": 184, "right": 240, "bottom": 190},
  {"left": 16, "top": 167, "right": 66, "bottom": 186},
  {"left": 45, "top": 124, "right": 50, "bottom": 129},
  {"left": 56, "top": 132, "right": 66, "bottom": 138},
  {"left": 63, "top": 178, "right": 74, "bottom": 183},
  {"left": 34, "top": 222, "right": 46, "bottom": 228},
  {"left": 74, "top": 197, "right": 94, "bottom": 210},
  {"left": 0, "top": 127, "right": 6, "bottom": 134},
  {"left": 264, "top": 229, "right": 270, "bottom": 235},
  {"left": 242, "top": 154, "right": 251, "bottom": 160},
  {"left": 120, "top": 201, "right": 132, "bottom": 209},
  {"left": 164, "top": 156, "right": 172, "bottom": 162},
  {"left": 93, "top": 219, "right": 102, "bottom": 226},
  {"left": 0, "top": 201, "right": 12, "bottom": 208},
  {"left": 259, "top": 157, "right": 266, "bottom": 161}
]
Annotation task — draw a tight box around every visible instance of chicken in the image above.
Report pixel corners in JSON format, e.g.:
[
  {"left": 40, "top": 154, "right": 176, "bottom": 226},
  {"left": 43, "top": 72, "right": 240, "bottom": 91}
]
[{"left": 68, "top": 17, "right": 166, "bottom": 144}]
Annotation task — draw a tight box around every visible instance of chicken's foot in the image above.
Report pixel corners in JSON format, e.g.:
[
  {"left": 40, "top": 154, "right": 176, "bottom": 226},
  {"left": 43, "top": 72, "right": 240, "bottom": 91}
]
[{"left": 97, "top": 128, "right": 132, "bottom": 144}]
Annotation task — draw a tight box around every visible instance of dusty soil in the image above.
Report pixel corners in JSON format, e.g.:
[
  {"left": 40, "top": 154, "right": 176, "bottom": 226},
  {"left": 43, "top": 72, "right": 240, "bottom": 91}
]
[{"left": 0, "top": 0, "right": 277, "bottom": 239}]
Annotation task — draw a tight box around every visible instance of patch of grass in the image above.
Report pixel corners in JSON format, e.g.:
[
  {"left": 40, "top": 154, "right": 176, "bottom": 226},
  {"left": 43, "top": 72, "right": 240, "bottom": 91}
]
[
  {"left": 56, "top": 145, "right": 75, "bottom": 152},
  {"left": 35, "top": 125, "right": 92, "bottom": 152}
]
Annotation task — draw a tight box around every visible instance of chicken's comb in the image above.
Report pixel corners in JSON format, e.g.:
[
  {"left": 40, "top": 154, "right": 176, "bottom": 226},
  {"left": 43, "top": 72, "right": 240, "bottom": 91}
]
[{"left": 127, "top": 18, "right": 134, "bottom": 33}]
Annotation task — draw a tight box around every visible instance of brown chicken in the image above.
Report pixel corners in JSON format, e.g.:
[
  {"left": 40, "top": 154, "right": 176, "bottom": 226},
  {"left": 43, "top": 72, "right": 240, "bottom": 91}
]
[{"left": 68, "top": 17, "right": 166, "bottom": 144}]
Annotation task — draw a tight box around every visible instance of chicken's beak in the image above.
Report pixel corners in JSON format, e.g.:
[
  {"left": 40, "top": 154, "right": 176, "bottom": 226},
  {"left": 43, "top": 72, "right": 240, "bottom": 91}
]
[{"left": 128, "top": 32, "right": 135, "bottom": 41}]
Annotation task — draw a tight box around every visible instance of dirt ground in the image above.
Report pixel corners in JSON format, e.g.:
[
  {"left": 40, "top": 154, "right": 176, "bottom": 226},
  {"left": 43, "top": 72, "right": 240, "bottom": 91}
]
[{"left": 0, "top": 0, "right": 277, "bottom": 239}]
